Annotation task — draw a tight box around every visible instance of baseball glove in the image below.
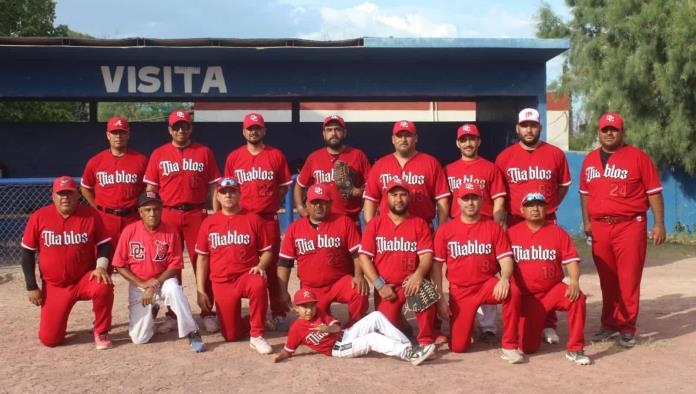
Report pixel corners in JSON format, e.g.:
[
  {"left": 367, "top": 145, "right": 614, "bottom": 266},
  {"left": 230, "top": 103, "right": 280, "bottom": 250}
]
[
  {"left": 333, "top": 159, "right": 354, "bottom": 199},
  {"left": 405, "top": 279, "right": 440, "bottom": 313}
]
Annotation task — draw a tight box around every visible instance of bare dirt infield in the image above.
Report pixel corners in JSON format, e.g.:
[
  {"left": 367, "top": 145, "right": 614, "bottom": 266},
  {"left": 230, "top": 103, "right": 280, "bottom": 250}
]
[{"left": 1, "top": 242, "right": 695, "bottom": 393}]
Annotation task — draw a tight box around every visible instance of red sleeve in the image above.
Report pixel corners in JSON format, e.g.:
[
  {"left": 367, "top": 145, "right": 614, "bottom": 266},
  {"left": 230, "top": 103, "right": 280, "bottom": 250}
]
[
  {"left": 559, "top": 150, "right": 572, "bottom": 187},
  {"left": 283, "top": 323, "right": 303, "bottom": 353},
  {"left": 490, "top": 166, "right": 507, "bottom": 199},
  {"left": 279, "top": 223, "right": 297, "bottom": 259},
  {"left": 206, "top": 148, "right": 222, "bottom": 184},
  {"left": 255, "top": 215, "right": 273, "bottom": 252},
  {"left": 344, "top": 217, "right": 361, "bottom": 252},
  {"left": 81, "top": 156, "right": 97, "bottom": 189},
  {"left": 363, "top": 163, "right": 382, "bottom": 202},
  {"left": 433, "top": 226, "right": 447, "bottom": 262},
  {"left": 416, "top": 219, "right": 433, "bottom": 255},
  {"left": 359, "top": 220, "right": 377, "bottom": 256},
  {"left": 111, "top": 226, "right": 131, "bottom": 268},
  {"left": 194, "top": 219, "right": 211, "bottom": 255},
  {"left": 558, "top": 228, "right": 580, "bottom": 265},
  {"left": 20, "top": 211, "right": 40, "bottom": 251},
  {"left": 493, "top": 224, "right": 513, "bottom": 260},
  {"left": 144, "top": 151, "right": 160, "bottom": 186},
  {"left": 167, "top": 231, "right": 184, "bottom": 270},
  {"left": 320, "top": 310, "right": 340, "bottom": 326},
  {"left": 276, "top": 151, "right": 293, "bottom": 187},
  {"left": 640, "top": 152, "right": 662, "bottom": 194},
  {"left": 296, "top": 160, "right": 312, "bottom": 188},
  {"left": 579, "top": 156, "right": 590, "bottom": 195},
  {"left": 92, "top": 210, "right": 111, "bottom": 246},
  {"left": 357, "top": 151, "right": 371, "bottom": 187},
  {"left": 223, "top": 151, "right": 236, "bottom": 179},
  {"left": 432, "top": 163, "right": 451, "bottom": 200}
]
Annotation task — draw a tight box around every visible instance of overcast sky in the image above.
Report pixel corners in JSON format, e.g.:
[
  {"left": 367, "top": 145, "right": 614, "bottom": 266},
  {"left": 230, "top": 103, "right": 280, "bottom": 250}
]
[{"left": 55, "top": 0, "right": 571, "bottom": 82}]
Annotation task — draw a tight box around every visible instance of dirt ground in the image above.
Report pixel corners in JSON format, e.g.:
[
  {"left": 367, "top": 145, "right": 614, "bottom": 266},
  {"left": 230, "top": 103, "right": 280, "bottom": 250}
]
[{"left": 1, "top": 241, "right": 695, "bottom": 394}]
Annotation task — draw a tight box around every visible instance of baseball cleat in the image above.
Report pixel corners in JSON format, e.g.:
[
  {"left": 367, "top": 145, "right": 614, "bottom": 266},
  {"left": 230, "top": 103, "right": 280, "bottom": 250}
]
[
  {"left": 565, "top": 351, "right": 592, "bottom": 365},
  {"left": 542, "top": 328, "right": 560, "bottom": 344},
  {"left": 409, "top": 344, "right": 436, "bottom": 366},
  {"left": 591, "top": 328, "right": 619, "bottom": 342},
  {"left": 479, "top": 331, "right": 498, "bottom": 345},
  {"left": 202, "top": 315, "right": 220, "bottom": 333},
  {"left": 94, "top": 333, "right": 113, "bottom": 350},
  {"left": 273, "top": 316, "right": 289, "bottom": 332},
  {"left": 500, "top": 348, "right": 525, "bottom": 364},
  {"left": 157, "top": 316, "right": 177, "bottom": 334},
  {"left": 619, "top": 333, "right": 636, "bottom": 348},
  {"left": 250, "top": 336, "right": 273, "bottom": 354},
  {"left": 187, "top": 331, "right": 205, "bottom": 353}
]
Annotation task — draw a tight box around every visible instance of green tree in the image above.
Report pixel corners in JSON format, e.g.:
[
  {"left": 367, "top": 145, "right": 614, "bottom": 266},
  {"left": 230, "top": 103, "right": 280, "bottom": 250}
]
[{"left": 536, "top": 0, "right": 696, "bottom": 173}]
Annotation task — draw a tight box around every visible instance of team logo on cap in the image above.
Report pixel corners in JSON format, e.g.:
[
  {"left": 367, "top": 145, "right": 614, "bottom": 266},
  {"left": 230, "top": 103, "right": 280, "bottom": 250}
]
[
  {"left": 400, "top": 121, "right": 409, "bottom": 128},
  {"left": 250, "top": 114, "right": 258, "bottom": 121},
  {"left": 176, "top": 111, "right": 185, "bottom": 118},
  {"left": 303, "top": 290, "right": 312, "bottom": 298},
  {"left": 146, "top": 191, "right": 157, "bottom": 199},
  {"left": 114, "top": 120, "right": 122, "bottom": 126},
  {"left": 331, "top": 115, "right": 339, "bottom": 120},
  {"left": 60, "top": 178, "right": 69, "bottom": 186},
  {"left": 313, "top": 186, "right": 323, "bottom": 194},
  {"left": 465, "top": 183, "right": 474, "bottom": 190},
  {"left": 525, "top": 111, "right": 534, "bottom": 118},
  {"left": 463, "top": 125, "right": 470, "bottom": 131},
  {"left": 606, "top": 114, "right": 615, "bottom": 122}
]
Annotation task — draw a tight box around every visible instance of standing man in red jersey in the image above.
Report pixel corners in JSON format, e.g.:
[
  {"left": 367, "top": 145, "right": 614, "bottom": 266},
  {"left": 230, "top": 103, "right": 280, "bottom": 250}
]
[
  {"left": 445, "top": 123, "right": 507, "bottom": 343},
  {"left": 224, "top": 113, "right": 293, "bottom": 331},
  {"left": 144, "top": 109, "right": 221, "bottom": 333},
  {"left": 495, "top": 108, "right": 572, "bottom": 344},
  {"left": 81, "top": 116, "right": 147, "bottom": 261},
  {"left": 580, "top": 112, "right": 665, "bottom": 348},
  {"left": 21, "top": 176, "right": 114, "bottom": 349},
  {"left": 294, "top": 114, "right": 371, "bottom": 227}
]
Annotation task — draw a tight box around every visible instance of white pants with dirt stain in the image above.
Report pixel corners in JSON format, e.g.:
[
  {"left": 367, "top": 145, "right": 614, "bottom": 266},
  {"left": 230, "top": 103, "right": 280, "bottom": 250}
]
[
  {"left": 128, "top": 278, "right": 198, "bottom": 344},
  {"left": 331, "top": 311, "right": 412, "bottom": 360}
]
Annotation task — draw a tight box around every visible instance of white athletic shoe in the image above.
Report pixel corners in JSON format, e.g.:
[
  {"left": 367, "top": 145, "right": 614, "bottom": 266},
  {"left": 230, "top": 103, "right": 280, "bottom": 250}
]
[
  {"left": 500, "top": 348, "right": 525, "bottom": 364},
  {"left": 157, "top": 317, "right": 177, "bottom": 334},
  {"left": 408, "top": 344, "right": 436, "bottom": 366},
  {"left": 566, "top": 351, "right": 592, "bottom": 365},
  {"left": 202, "top": 315, "right": 220, "bottom": 333},
  {"left": 250, "top": 336, "right": 273, "bottom": 354},
  {"left": 543, "top": 328, "right": 560, "bottom": 344}
]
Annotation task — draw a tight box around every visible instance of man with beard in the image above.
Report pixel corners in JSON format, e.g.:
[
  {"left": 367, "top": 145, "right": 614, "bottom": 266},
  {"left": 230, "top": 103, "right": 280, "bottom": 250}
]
[
  {"left": 224, "top": 113, "right": 293, "bottom": 331},
  {"left": 495, "top": 108, "right": 571, "bottom": 345},
  {"left": 358, "top": 178, "right": 436, "bottom": 347},
  {"left": 279, "top": 184, "right": 368, "bottom": 327},
  {"left": 580, "top": 113, "right": 664, "bottom": 348},
  {"left": 445, "top": 123, "right": 507, "bottom": 343},
  {"left": 294, "top": 115, "right": 371, "bottom": 227}
]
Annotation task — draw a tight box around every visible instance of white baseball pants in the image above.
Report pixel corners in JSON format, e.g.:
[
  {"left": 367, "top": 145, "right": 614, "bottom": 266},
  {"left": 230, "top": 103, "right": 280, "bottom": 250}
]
[
  {"left": 128, "top": 278, "right": 198, "bottom": 344},
  {"left": 331, "top": 311, "right": 412, "bottom": 360}
]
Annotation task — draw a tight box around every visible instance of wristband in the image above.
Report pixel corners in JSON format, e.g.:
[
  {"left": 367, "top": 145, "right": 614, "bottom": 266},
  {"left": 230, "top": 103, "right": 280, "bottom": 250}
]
[
  {"left": 96, "top": 257, "right": 109, "bottom": 270},
  {"left": 372, "top": 276, "right": 386, "bottom": 290}
]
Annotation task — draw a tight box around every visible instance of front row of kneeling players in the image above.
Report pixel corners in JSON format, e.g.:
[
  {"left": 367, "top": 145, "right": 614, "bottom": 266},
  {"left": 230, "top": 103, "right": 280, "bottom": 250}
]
[{"left": 21, "top": 175, "right": 589, "bottom": 365}]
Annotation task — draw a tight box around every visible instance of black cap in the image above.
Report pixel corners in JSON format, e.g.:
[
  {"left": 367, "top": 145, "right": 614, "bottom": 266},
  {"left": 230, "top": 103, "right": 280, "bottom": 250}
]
[{"left": 138, "top": 190, "right": 162, "bottom": 207}]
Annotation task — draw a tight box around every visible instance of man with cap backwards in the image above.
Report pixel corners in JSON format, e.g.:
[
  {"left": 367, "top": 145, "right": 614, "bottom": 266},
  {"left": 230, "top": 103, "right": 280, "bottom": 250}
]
[
  {"left": 432, "top": 182, "right": 524, "bottom": 363},
  {"left": 294, "top": 114, "right": 371, "bottom": 227},
  {"left": 508, "top": 192, "right": 590, "bottom": 365},
  {"left": 358, "top": 178, "right": 437, "bottom": 347},
  {"left": 112, "top": 190, "right": 205, "bottom": 352},
  {"left": 580, "top": 112, "right": 665, "bottom": 348},
  {"left": 81, "top": 116, "right": 147, "bottom": 261},
  {"left": 495, "top": 108, "right": 572, "bottom": 345},
  {"left": 144, "top": 109, "right": 221, "bottom": 333},
  {"left": 278, "top": 184, "right": 368, "bottom": 327},
  {"left": 194, "top": 178, "right": 275, "bottom": 354},
  {"left": 445, "top": 123, "right": 507, "bottom": 344},
  {"left": 363, "top": 120, "right": 450, "bottom": 225},
  {"left": 273, "top": 289, "right": 435, "bottom": 365},
  {"left": 224, "top": 112, "right": 293, "bottom": 331},
  {"left": 20, "top": 176, "right": 114, "bottom": 349}
]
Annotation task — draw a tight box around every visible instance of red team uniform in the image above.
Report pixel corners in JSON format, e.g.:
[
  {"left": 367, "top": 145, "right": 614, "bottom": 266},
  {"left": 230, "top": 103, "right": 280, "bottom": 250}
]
[
  {"left": 224, "top": 144, "right": 293, "bottom": 318},
  {"left": 284, "top": 310, "right": 341, "bottom": 356},
  {"left": 363, "top": 153, "right": 450, "bottom": 223},
  {"left": 296, "top": 146, "right": 371, "bottom": 222},
  {"left": 445, "top": 157, "right": 506, "bottom": 219},
  {"left": 81, "top": 149, "right": 147, "bottom": 251},
  {"left": 279, "top": 213, "right": 367, "bottom": 326},
  {"left": 580, "top": 144, "right": 662, "bottom": 335},
  {"left": 433, "top": 218, "right": 520, "bottom": 352},
  {"left": 195, "top": 210, "right": 272, "bottom": 341},
  {"left": 359, "top": 215, "right": 436, "bottom": 345},
  {"left": 508, "top": 222, "right": 586, "bottom": 353},
  {"left": 21, "top": 204, "right": 114, "bottom": 347}
]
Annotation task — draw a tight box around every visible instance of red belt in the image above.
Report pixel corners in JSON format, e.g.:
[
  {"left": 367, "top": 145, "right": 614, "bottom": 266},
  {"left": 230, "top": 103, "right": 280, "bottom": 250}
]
[
  {"left": 164, "top": 203, "right": 204, "bottom": 211},
  {"left": 97, "top": 205, "right": 136, "bottom": 216},
  {"left": 593, "top": 215, "right": 641, "bottom": 224}
]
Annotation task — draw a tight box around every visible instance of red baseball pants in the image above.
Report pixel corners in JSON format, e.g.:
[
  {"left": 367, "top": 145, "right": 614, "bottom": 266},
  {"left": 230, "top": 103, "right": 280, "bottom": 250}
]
[
  {"left": 212, "top": 272, "right": 268, "bottom": 341},
  {"left": 258, "top": 215, "right": 286, "bottom": 318}
]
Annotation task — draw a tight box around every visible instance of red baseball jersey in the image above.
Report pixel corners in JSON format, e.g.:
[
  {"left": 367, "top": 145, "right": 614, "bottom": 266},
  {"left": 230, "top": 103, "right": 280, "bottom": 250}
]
[
  {"left": 112, "top": 221, "right": 184, "bottom": 281},
  {"left": 194, "top": 210, "right": 272, "bottom": 283},
  {"left": 144, "top": 142, "right": 221, "bottom": 206},
  {"left": 434, "top": 218, "right": 512, "bottom": 288},
  {"left": 445, "top": 157, "right": 506, "bottom": 218},
  {"left": 495, "top": 142, "right": 571, "bottom": 217},
  {"left": 21, "top": 204, "right": 110, "bottom": 287},
  {"left": 363, "top": 152, "right": 450, "bottom": 222},
  {"left": 359, "top": 215, "right": 433, "bottom": 285},
  {"left": 507, "top": 222, "right": 580, "bottom": 295},
  {"left": 81, "top": 149, "right": 147, "bottom": 209},
  {"left": 279, "top": 214, "right": 361, "bottom": 288},
  {"left": 224, "top": 145, "right": 292, "bottom": 215},
  {"left": 284, "top": 311, "right": 341, "bottom": 356},
  {"left": 296, "top": 146, "right": 371, "bottom": 219},
  {"left": 579, "top": 145, "right": 662, "bottom": 217}
]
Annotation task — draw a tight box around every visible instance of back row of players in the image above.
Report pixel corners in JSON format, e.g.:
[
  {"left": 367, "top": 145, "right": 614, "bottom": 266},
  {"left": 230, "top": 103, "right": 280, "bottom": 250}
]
[{"left": 21, "top": 108, "right": 664, "bottom": 366}]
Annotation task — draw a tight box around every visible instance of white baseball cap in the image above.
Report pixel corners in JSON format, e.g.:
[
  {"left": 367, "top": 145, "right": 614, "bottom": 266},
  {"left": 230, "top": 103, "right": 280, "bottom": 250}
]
[{"left": 517, "top": 108, "right": 540, "bottom": 125}]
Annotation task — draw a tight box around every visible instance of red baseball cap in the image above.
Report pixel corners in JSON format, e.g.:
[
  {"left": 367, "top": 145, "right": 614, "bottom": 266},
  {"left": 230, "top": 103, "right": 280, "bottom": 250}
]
[
  {"left": 457, "top": 123, "right": 480, "bottom": 138},
  {"left": 106, "top": 116, "right": 130, "bottom": 133},
  {"left": 323, "top": 114, "right": 346, "bottom": 128},
  {"left": 243, "top": 113, "right": 266, "bottom": 129},
  {"left": 294, "top": 289, "right": 318, "bottom": 305},
  {"left": 168, "top": 110, "right": 192, "bottom": 126},
  {"left": 53, "top": 176, "right": 78, "bottom": 193},
  {"left": 458, "top": 182, "right": 482, "bottom": 198},
  {"left": 306, "top": 184, "right": 331, "bottom": 202},
  {"left": 385, "top": 177, "right": 409, "bottom": 193},
  {"left": 598, "top": 112, "right": 624, "bottom": 130},
  {"left": 517, "top": 108, "right": 540, "bottom": 125},
  {"left": 392, "top": 120, "right": 417, "bottom": 135},
  {"left": 217, "top": 177, "right": 241, "bottom": 192}
]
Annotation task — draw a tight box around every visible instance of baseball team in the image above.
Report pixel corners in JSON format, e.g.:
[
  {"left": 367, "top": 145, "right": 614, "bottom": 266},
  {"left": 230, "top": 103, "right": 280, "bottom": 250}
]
[{"left": 20, "top": 108, "right": 664, "bottom": 367}]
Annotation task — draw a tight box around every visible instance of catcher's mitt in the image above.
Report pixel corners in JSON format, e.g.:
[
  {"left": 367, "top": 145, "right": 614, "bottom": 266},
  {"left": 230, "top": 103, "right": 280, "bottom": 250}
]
[
  {"left": 405, "top": 279, "right": 440, "bottom": 312},
  {"left": 333, "top": 159, "right": 354, "bottom": 199}
]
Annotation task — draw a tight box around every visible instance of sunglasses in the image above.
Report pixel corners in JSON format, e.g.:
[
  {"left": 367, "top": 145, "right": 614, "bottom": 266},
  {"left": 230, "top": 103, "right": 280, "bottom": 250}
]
[
  {"left": 522, "top": 193, "right": 546, "bottom": 204},
  {"left": 218, "top": 178, "right": 240, "bottom": 189}
]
